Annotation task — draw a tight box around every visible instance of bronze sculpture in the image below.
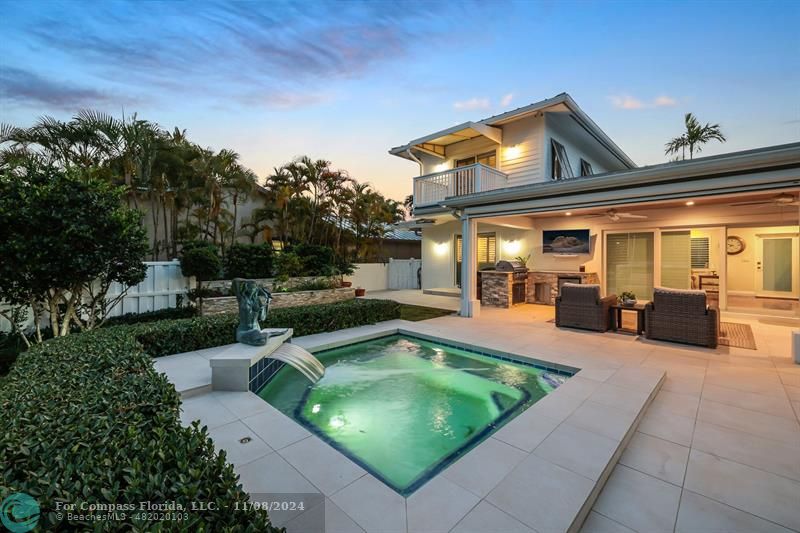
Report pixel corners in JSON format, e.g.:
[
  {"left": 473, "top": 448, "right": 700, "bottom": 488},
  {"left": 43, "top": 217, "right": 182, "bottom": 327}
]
[{"left": 232, "top": 278, "right": 286, "bottom": 346}]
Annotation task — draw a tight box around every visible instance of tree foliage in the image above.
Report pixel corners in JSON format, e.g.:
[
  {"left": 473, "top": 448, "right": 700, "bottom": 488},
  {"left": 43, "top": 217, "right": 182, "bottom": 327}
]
[
  {"left": 0, "top": 167, "right": 148, "bottom": 342},
  {"left": 178, "top": 241, "right": 221, "bottom": 314},
  {"left": 665, "top": 113, "right": 726, "bottom": 160},
  {"left": 2, "top": 111, "right": 407, "bottom": 264}
]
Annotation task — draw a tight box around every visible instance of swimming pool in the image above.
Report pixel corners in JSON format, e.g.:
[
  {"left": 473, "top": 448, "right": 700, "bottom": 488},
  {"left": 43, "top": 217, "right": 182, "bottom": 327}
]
[{"left": 258, "top": 334, "right": 572, "bottom": 495}]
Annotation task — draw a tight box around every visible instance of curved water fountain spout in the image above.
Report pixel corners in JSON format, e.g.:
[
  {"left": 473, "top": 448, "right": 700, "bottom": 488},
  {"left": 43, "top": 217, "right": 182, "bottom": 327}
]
[{"left": 269, "top": 343, "right": 325, "bottom": 383}]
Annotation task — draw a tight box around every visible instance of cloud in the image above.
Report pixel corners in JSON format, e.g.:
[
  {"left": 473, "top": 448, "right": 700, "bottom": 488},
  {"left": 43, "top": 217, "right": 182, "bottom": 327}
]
[
  {"left": 0, "top": 67, "right": 136, "bottom": 110},
  {"left": 654, "top": 95, "right": 677, "bottom": 107},
  {"left": 610, "top": 94, "right": 678, "bottom": 110},
  {"left": 454, "top": 97, "right": 491, "bottom": 111},
  {"left": 237, "top": 90, "right": 333, "bottom": 110},
  {"left": 500, "top": 93, "right": 514, "bottom": 106},
  {"left": 4, "top": 1, "right": 496, "bottom": 111},
  {"left": 610, "top": 95, "right": 646, "bottom": 110}
]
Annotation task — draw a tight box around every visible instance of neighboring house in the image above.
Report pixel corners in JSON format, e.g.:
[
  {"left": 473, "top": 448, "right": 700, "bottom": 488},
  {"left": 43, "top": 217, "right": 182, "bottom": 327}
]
[
  {"left": 365, "top": 227, "right": 421, "bottom": 261},
  {"left": 390, "top": 93, "right": 800, "bottom": 319}
]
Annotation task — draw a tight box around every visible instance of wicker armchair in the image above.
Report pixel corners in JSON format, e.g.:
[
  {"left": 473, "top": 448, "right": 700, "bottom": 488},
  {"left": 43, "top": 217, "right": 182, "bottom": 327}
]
[
  {"left": 645, "top": 287, "right": 719, "bottom": 348},
  {"left": 555, "top": 284, "right": 616, "bottom": 332}
]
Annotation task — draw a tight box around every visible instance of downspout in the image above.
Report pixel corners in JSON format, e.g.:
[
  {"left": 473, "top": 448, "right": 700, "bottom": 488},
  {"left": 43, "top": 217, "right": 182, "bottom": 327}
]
[{"left": 405, "top": 148, "right": 423, "bottom": 176}]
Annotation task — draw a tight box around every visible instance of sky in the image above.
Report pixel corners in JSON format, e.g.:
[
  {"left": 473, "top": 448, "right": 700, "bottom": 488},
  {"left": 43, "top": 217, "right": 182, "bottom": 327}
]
[{"left": 1, "top": 0, "right": 799, "bottom": 201}]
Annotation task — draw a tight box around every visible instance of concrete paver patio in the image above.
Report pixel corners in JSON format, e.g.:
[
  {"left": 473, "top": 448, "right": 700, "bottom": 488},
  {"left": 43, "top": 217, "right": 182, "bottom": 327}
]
[{"left": 159, "top": 301, "right": 800, "bottom": 532}]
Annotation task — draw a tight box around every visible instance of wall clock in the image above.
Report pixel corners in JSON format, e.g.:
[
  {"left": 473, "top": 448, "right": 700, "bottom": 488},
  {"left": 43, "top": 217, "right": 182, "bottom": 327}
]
[{"left": 726, "top": 235, "right": 745, "bottom": 255}]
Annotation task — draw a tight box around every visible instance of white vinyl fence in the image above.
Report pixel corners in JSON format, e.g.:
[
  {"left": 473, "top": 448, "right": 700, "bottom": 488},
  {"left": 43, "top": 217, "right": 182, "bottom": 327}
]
[
  {"left": 104, "top": 260, "right": 190, "bottom": 317},
  {"left": 0, "top": 261, "right": 191, "bottom": 333},
  {"left": 388, "top": 258, "right": 422, "bottom": 290},
  {"left": 344, "top": 263, "right": 388, "bottom": 292}
]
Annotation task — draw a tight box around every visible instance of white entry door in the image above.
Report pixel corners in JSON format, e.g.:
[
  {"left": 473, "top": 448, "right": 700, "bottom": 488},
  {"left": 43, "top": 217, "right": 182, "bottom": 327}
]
[{"left": 755, "top": 234, "right": 799, "bottom": 298}]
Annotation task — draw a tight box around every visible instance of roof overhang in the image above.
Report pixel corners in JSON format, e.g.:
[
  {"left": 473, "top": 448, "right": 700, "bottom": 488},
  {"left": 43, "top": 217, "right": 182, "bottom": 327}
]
[
  {"left": 388, "top": 93, "right": 636, "bottom": 168},
  {"left": 389, "top": 121, "right": 502, "bottom": 161},
  {"left": 439, "top": 143, "right": 800, "bottom": 217}
]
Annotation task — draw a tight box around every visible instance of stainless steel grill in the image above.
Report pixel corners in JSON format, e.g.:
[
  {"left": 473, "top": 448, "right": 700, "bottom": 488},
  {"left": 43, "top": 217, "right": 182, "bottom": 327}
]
[{"left": 496, "top": 260, "right": 528, "bottom": 304}]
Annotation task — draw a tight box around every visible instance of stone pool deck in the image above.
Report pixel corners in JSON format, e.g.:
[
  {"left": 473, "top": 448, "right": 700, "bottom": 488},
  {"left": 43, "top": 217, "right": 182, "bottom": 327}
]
[
  {"left": 157, "top": 318, "right": 667, "bottom": 533},
  {"left": 156, "top": 304, "right": 800, "bottom": 532}
]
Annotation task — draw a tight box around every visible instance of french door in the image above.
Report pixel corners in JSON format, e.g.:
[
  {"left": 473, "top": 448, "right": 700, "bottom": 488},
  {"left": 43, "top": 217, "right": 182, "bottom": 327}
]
[
  {"left": 455, "top": 232, "right": 496, "bottom": 286},
  {"left": 755, "top": 234, "right": 799, "bottom": 298}
]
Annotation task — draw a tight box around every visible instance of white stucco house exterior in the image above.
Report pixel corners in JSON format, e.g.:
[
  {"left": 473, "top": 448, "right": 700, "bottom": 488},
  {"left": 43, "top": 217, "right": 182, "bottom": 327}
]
[{"left": 389, "top": 93, "right": 800, "bottom": 330}]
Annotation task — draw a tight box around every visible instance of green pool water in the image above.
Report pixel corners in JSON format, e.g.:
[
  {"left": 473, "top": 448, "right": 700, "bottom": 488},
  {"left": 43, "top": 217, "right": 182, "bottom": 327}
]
[{"left": 258, "top": 334, "right": 568, "bottom": 495}]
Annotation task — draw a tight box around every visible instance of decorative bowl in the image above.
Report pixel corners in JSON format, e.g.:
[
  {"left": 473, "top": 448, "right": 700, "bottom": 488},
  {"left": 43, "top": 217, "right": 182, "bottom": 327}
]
[{"left": 621, "top": 298, "right": 636, "bottom": 306}]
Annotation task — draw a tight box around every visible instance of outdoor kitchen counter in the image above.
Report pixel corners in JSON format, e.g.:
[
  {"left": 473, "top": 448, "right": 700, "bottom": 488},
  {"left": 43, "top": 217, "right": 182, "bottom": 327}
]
[
  {"left": 481, "top": 270, "right": 517, "bottom": 308},
  {"left": 527, "top": 271, "right": 600, "bottom": 305}
]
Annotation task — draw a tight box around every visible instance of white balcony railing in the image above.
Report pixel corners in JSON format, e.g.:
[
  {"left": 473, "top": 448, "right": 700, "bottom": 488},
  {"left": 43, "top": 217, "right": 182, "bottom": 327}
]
[{"left": 413, "top": 163, "right": 508, "bottom": 208}]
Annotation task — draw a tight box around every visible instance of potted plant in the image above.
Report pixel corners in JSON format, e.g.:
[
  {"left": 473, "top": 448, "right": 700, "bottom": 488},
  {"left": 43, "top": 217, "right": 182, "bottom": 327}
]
[
  {"left": 334, "top": 256, "right": 356, "bottom": 288},
  {"left": 619, "top": 291, "right": 637, "bottom": 306},
  {"left": 355, "top": 286, "right": 366, "bottom": 297}
]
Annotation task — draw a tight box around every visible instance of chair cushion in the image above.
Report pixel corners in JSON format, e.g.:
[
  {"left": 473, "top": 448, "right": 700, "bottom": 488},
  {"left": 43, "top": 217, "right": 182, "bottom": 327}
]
[
  {"left": 560, "top": 283, "right": 601, "bottom": 305},
  {"left": 653, "top": 287, "right": 707, "bottom": 315}
]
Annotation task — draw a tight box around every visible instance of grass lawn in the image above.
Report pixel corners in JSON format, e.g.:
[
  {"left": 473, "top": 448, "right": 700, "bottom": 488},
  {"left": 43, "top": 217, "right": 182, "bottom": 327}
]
[{"left": 398, "top": 304, "right": 455, "bottom": 321}]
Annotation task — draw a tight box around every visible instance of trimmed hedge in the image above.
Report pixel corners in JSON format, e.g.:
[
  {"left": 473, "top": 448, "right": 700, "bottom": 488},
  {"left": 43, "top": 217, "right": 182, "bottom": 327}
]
[
  {"left": 102, "top": 306, "right": 198, "bottom": 327},
  {"left": 0, "top": 330, "right": 277, "bottom": 531},
  {"left": 130, "top": 298, "right": 401, "bottom": 357},
  {"left": 0, "top": 299, "right": 400, "bottom": 530},
  {"left": 224, "top": 243, "right": 274, "bottom": 279}
]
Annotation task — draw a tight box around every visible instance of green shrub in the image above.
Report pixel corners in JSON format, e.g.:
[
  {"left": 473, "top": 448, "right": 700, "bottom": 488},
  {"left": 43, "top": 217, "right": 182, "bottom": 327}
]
[
  {"left": 102, "top": 306, "right": 198, "bottom": 327},
  {"left": 264, "top": 298, "right": 400, "bottom": 337},
  {"left": 130, "top": 299, "right": 401, "bottom": 357},
  {"left": 224, "top": 243, "right": 274, "bottom": 279},
  {"left": 292, "top": 243, "right": 335, "bottom": 276},
  {"left": 180, "top": 242, "right": 222, "bottom": 314},
  {"left": 180, "top": 243, "right": 222, "bottom": 282},
  {"left": 0, "top": 329, "right": 278, "bottom": 531},
  {"left": 129, "top": 313, "right": 239, "bottom": 357},
  {"left": 0, "top": 298, "right": 400, "bottom": 529},
  {"left": 273, "top": 251, "right": 303, "bottom": 278},
  {"left": 274, "top": 278, "right": 336, "bottom": 293}
]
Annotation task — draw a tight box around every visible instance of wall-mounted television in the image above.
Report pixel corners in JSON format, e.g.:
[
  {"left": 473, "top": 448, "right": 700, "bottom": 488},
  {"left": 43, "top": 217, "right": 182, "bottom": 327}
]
[{"left": 542, "top": 229, "right": 591, "bottom": 254}]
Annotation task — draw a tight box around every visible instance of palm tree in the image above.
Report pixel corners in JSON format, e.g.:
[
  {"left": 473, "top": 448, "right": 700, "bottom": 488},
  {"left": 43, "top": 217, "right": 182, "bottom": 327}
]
[{"left": 665, "top": 113, "right": 726, "bottom": 160}]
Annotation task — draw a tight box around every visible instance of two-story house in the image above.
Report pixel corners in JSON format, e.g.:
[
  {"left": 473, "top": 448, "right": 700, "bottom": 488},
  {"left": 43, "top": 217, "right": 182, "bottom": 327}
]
[{"left": 390, "top": 93, "right": 800, "bottom": 322}]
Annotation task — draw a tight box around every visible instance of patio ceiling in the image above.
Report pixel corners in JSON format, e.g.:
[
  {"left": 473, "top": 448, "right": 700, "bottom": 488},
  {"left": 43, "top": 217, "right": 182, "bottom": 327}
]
[
  {"left": 390, "top": 121, "right": 502, "bottom": 160},
  {"left": 518, "top": 190, "right": 800, "bottom": 220}
]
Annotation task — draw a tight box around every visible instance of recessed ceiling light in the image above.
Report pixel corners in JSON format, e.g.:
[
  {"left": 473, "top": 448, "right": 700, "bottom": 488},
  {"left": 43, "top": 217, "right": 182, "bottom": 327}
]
[
  {"left": 685, "top": 201, "right": 695, "bottom": 206},
  {"left": 565, "top": 212, "right": 572, "bottom": 216}
]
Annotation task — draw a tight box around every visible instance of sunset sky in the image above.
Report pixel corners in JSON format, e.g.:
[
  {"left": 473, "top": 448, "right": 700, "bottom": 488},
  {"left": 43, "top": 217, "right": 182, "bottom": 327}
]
[{"left": 2, "top": 0, "right": 798, "bottom": 200}]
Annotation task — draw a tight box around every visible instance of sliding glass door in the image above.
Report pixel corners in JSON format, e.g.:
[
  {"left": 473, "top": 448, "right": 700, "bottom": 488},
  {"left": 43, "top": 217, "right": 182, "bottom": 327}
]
[
  {"left": 606, "top": 232, "right": 654, "bottom": 300},
  {"left": 660, "top": 231, "right": 691, "bottom": 289}
]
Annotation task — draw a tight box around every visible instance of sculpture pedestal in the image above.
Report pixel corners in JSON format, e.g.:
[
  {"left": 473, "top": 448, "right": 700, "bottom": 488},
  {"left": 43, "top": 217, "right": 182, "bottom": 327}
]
[{"left": 210, "top": 328, "right": 293, "bottom": 391}]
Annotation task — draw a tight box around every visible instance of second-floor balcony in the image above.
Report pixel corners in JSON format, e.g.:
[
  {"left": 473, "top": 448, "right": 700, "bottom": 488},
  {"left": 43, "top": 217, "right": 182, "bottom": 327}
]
[{"left": 413, "top": 163, "right": 508, "bottom": 208}]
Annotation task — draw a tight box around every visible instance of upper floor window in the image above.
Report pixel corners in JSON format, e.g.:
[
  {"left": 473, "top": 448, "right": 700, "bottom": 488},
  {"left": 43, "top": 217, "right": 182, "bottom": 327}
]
[
  {"left": 580, "top": 158, "right": 594, "bottom": 176},
  {"left": 551, "top": 139, "right": 573, "bottom": 180},
  {"left": 456, "top": 150, "right": 497, "bottom": 169}
]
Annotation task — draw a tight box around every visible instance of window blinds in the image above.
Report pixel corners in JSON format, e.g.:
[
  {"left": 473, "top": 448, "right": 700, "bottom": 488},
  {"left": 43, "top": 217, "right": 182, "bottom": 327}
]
[
  {"left": 690, "top": 237, "right": 710, "bottom": 269},
  {"left": 661, "top": 231, "right": 691, "bottom": 289},
  {"left": 606, "top": 232, "right": 655, "bottom": 300},
  {"left": 456, "top": 233, "right": 496, "bottom": 263}
]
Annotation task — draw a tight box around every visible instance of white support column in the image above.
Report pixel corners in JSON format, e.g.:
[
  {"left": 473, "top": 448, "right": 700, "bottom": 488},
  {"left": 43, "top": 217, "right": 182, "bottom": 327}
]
[{"left": 460, "top": 216, "right": 481, "bottom": 318}]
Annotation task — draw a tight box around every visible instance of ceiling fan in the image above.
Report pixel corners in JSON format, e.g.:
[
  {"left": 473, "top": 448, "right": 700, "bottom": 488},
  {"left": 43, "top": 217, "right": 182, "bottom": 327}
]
[
  {"left": 729, "top": 193, "right": 799, "bottom": 208},
  {"left": 584, "top": 209, "right": 648, "bottom": 222}
]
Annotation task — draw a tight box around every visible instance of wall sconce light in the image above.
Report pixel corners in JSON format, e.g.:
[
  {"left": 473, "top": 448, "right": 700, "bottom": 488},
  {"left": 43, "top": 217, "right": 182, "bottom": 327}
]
[
  {"left": 503, "top": 239, "right": 521, "bottom": 255},
  {"left": 565, "top": 212, "right": 572, "bottom": 216},
  {"left": 505, "top": 145, "right": 521, "bottom": 159},
  {"left": 434, "top": 241, "right": 449, "bottom": 256},
  {"left": 685, "top": 201, "right": 695, "bottom": 206},
  {"left": 434, "top": 163, "right": 449, "bottom": 173}
]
